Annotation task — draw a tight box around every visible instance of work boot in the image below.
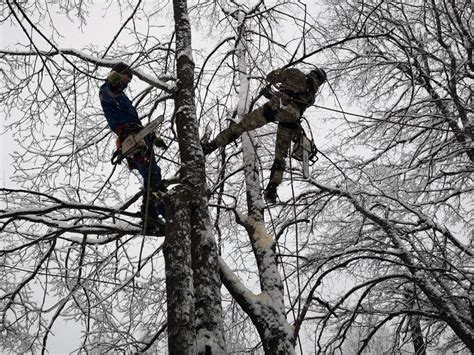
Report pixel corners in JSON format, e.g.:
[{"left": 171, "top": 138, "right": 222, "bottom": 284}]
[
  {"left": 141, "top": 193, "right": 165, "bottom": 223},
  {"left": 141, "top": 216, "right": 165, "bottom": 235},
  {"left": 143, "top": 183, "right": 167, "bottom": 218},
  {"left": 150, "top": 190, "right": 165, "bottom": 202},
  {"left": 264, "top": 183, "right": 278, "bottom": 204},
  {"left": 202, "top": 140, "right": 218, "bottom": 155}
]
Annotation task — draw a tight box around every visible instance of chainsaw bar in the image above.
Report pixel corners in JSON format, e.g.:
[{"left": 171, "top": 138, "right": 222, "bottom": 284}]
[{"left": 121, "top": 115, "right": 164, "bottom": 157}]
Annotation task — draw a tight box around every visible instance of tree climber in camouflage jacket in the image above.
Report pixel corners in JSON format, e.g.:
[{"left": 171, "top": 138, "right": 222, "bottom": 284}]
[
  {"left": 99, "top": 62, "right": 165, "bottom": 232},
  {"left": 202, "top": 67, "right": 327, "bottom": 203}
]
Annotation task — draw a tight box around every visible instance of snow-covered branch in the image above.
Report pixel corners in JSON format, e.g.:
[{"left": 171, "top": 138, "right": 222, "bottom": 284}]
[{"left": 0, "top": 48, "right": 176, "bottom": 93}]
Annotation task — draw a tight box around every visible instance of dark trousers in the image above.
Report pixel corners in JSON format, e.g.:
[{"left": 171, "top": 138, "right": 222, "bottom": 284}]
[
  {"left": 124, "top": 135, "right": 165, "bottom": 219},
  {"left": 212, "top": 100, "right": 301, "bottom": 187}
]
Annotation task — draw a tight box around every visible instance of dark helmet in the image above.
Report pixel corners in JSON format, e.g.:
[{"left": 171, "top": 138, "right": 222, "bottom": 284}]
[
  {"left": 112, "top": 62, "right": 133, "bottom": 78},
  {"left": 308, "top": 67, "right": 327, "bottom": 84}
]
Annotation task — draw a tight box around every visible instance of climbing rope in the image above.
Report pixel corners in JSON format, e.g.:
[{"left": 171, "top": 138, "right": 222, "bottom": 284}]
[
  {"left": 321, "top": 80, "right": 452, "bottom": 133},
  {"left": 288, "top": 144, "right": 302, "bottom": 316}
]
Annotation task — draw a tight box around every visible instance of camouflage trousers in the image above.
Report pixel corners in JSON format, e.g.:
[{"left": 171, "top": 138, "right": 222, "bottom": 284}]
[{"left": 213, "top": 100, "right": 301, "bottom": 186}]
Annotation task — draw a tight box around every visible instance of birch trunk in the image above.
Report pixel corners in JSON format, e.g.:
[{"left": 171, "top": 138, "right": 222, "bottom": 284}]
[{"left": 220, "top": 9, "right": 296, "bottom": 354}]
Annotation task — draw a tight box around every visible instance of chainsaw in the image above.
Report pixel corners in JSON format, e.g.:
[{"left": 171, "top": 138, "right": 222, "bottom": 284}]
[
  {"left": 111, "top": 115, "right": 164, "bottom": 165},
  {"left": 292, "top": 128, "right": 318, "bottom": 179}
]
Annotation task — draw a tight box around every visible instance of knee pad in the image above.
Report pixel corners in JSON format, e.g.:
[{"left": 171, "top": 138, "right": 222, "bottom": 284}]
[{"left": 263, "top": 103, "right": 278, "bottom": 122}]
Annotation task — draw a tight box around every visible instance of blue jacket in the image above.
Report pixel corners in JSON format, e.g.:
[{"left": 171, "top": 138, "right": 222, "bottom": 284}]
[{"left": 99, "top": 81, "right": 141, "bottom": 132}]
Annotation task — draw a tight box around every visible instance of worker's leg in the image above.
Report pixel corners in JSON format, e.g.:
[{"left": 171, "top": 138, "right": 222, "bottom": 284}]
[
  {"left": 264, "top": 119, "right": 301, "bottom": 202},
  {"left": 135, "top": 153, "right": 162, "bottom": 191},
  {"left": 133, "top": 145, "right": 165, "bottom": 220},
  {"left": 213, "top": 106, "right": 270, "bottom": 146},
  {"left": 266, "top": 103, "right": 301, "bottom": 187},
  {"left": 264, "top": 124, "right": 295, "bottom": 202},
  {"left": 203, "top": 102, "right": 279, "bottom": 154},
  {"left": 268, "top": 123, "right": 296, "bottom": 186},
  {"left": 274, "top": 102, "right": 301, "bottom": 124}
]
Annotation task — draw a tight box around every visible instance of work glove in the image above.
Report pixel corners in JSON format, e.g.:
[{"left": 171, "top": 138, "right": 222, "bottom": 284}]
[
  {"left": 260, "top": 85, "right": 273, "bottom": 99},
  {"left": 153, "top": 136, "right": 167, "bottom": 149}
]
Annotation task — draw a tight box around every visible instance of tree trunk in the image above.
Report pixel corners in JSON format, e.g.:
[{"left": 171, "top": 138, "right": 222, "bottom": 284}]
[
  {"left": 171, "top": 0, "right": 226, "bottom": 353},
  {"left": 410, "top": 315, "right": 426, "bottom": 355},
  {"left": 405, "top": 288, "right": 427, "bottom": 355},
  {"left": 163, "top": 189, "right": 196, "bottom": 354},
  {"left": 220, "top": 9, "right": 296, "bottom": 354},
  {"left": 191, "top": 204, "right": 226, "bottom": 353}
]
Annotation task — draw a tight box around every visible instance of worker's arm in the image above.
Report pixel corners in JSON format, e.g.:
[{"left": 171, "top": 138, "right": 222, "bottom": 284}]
[
  {"left": 266, "top": 69, "right": 284, "bottom": 84},
  {"left": 266, "top": 68, "right": 307, "bottom": 87}
]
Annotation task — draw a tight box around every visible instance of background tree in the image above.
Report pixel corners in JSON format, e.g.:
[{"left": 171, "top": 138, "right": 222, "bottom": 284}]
[{"left": 270, "top": 0, "right": 473, "bottom": 353}]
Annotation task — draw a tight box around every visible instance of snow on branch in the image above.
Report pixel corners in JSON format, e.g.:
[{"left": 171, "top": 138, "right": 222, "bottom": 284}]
[
  {"left": 218, "top": 257, "right": 256, "bottom": 310},
  {"left": 0, "top": 188, "right": 152, "bottom": 242},
  {"left": 0, "top": 48, "right": 176, "bottom": 93}
]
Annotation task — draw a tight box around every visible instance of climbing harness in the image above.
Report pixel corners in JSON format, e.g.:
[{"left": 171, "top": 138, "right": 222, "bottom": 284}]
[{"left": 264, "top": 84, "right": 319, "bottom": 179}]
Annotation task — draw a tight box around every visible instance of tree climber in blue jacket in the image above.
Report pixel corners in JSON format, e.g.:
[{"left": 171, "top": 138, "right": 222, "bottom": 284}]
[{"left": 99, "top": 62, "right": 165, "bottom": 233}]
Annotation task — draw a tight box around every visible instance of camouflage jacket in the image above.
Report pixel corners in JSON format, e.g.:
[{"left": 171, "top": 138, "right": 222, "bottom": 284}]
[{"left": 266, "top": 68, "right": 316, "bottom": 109}]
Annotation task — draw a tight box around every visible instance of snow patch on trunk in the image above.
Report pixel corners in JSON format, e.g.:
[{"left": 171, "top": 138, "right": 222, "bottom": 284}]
[{"left": 247, "top": 217, "right": 274, "bottom": 250}]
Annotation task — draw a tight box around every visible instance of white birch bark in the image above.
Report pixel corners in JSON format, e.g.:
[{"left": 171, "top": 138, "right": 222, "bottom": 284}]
[{"left": 219, "top": 7, "right": 296, "bottom": 354}]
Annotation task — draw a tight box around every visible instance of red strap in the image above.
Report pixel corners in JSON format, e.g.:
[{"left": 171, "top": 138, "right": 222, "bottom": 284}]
[{"left": 114, "top": 123, "right": 128, "bottom": 136}]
